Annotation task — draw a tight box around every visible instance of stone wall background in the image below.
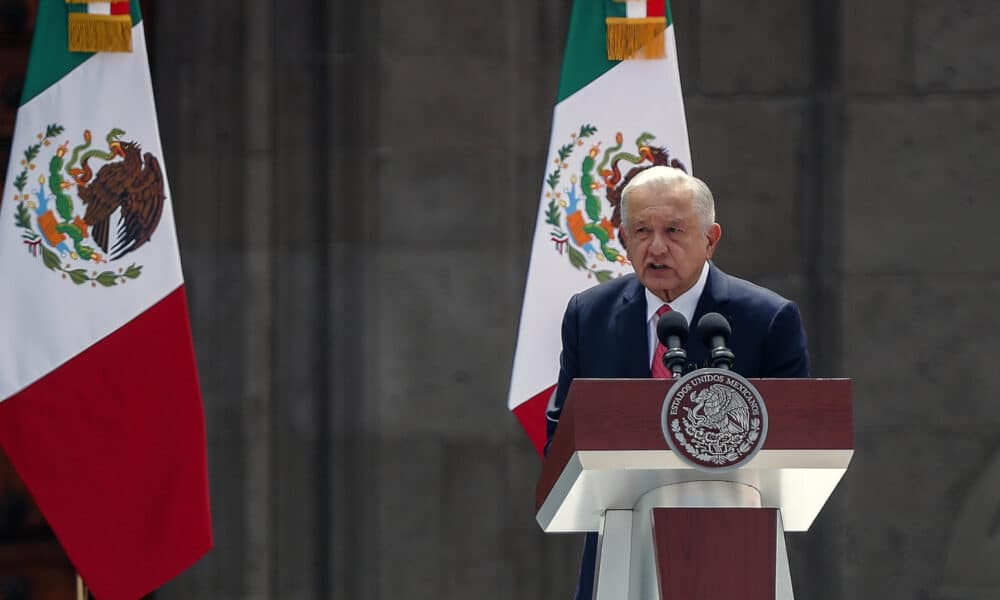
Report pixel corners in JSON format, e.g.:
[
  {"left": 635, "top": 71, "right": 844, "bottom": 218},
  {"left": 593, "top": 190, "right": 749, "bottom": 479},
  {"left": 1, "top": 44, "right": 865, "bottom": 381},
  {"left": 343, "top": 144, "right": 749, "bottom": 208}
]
[{"left": 149, "top": 1, "right": 1000, "bottom": 598}]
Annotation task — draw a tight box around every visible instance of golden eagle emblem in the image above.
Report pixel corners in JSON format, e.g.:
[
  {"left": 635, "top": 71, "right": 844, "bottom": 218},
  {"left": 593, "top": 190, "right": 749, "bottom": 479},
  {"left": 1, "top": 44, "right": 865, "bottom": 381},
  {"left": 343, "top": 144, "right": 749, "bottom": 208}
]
[{"left": 78, "top": 140, "right": 165, "bottom": 261}]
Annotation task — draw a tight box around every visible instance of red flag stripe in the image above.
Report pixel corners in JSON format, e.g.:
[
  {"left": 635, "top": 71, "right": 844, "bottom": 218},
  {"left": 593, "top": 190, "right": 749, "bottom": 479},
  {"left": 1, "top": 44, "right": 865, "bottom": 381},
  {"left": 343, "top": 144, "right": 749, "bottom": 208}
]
[
  {"left": 0, "top": 286, "right": 212, "bottom": 600},
  {"left": 646, "top": 0, "right": 666, "bottom": 18},
  {"left": 513, "top": 384, "right": 555, "bottom": 457}
]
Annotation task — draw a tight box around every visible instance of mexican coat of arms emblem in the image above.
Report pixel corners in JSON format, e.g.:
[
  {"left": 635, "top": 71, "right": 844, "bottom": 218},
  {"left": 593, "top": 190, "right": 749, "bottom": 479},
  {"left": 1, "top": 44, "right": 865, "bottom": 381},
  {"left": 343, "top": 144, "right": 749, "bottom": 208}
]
[
  {"left": 8, "top": 124, "right": 165, "bottom": 287},
  {"left": 542, "top": 125, "right": 686, "bottom": 281},
  {"left": 661, "top": 369, "right": 769, "bottom": 471}
]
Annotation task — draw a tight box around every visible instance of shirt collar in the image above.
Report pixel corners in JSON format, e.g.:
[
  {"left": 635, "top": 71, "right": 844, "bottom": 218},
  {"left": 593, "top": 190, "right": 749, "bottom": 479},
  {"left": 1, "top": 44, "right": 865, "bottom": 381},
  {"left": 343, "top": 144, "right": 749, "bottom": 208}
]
[{"left": 644, "top": 261, "right": 710, "bottom": 327}]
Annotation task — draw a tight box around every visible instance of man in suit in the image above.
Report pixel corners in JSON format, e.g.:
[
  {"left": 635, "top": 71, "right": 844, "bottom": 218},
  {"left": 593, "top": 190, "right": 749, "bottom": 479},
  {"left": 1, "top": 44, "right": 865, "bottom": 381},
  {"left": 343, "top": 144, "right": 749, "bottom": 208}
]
[{"left": 545, "top": 165, "right": 809, "bottom": 600}]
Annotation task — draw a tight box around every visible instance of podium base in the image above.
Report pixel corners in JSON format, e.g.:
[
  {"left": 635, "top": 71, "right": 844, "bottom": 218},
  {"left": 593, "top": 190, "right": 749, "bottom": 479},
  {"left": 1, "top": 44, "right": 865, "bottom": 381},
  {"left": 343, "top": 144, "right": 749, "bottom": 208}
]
[{"left": 593, "top": 481, "right": 793, "bottom": 600}]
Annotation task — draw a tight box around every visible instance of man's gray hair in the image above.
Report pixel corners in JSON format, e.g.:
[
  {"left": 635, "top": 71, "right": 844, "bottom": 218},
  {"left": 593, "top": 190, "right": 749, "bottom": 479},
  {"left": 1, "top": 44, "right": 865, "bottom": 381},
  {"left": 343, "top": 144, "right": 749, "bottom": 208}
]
[{"left": 620, "top": 166, "right": 716, "bottom": 232}]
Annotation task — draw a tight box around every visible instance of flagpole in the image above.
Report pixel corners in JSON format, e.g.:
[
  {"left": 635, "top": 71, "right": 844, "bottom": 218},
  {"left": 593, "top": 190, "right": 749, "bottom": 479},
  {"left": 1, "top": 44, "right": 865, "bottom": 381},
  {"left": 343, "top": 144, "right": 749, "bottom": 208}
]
[{"left": 76, "top": 574, "right": 87, "bottom": 600}]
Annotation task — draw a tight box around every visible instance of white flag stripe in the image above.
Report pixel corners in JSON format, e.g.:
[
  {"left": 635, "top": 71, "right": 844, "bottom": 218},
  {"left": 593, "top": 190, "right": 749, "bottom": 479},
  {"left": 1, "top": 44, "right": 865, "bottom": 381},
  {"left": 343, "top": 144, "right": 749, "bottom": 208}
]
[
  {"left": 87, "top": 3, "right": 112, "bottom": 15},
  {"left": 0, "top": 24, "right": 183, "bottom": 401},
  {"left": 508, "top": 28, "right": 689, "bottom": 409},
  {"left": 625, "top": 1, "right": 647, "bottom": 19}
]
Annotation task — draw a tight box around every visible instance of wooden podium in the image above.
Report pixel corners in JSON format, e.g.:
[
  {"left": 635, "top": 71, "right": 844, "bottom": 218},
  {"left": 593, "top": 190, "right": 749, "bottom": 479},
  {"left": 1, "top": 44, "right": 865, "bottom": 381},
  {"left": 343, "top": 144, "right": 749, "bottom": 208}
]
[{"left": 535, "top": 378, "right": 853, "bottom": 600}]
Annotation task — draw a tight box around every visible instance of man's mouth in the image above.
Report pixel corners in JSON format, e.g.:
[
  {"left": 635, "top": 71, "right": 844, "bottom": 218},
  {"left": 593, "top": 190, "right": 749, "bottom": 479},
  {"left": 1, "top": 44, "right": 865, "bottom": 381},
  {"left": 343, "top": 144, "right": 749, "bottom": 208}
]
[{"left": 649, "top": 263, "right": 670, "bottom": 270}]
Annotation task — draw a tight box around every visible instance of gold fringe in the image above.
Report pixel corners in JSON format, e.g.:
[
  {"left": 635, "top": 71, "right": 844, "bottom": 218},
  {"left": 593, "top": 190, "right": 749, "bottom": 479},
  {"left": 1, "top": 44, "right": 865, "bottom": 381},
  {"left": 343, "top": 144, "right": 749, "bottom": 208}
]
[
  {"left": 68, "top": 13, "right": 132, "bottom": 53},
  {"left": 605, "top": 17, "right": 666, "bottom": 60}
]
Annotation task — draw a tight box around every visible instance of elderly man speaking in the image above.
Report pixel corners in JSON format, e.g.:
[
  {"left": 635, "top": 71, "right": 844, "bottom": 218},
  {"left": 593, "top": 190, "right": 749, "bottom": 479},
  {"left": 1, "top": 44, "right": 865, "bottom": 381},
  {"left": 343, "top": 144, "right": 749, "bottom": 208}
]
[{"left": 545, "top": 165, "right": 810, "bottom": 600}]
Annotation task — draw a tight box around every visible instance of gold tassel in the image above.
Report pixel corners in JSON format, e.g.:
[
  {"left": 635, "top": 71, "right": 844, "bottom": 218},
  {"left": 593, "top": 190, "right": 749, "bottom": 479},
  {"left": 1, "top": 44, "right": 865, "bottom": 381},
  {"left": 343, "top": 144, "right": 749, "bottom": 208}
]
[
  {"left": 68, "top": 13, "right": 132, "bottom": 53},
  {"left": 605, "top": 17, "right": 667, "bottom": 60}
]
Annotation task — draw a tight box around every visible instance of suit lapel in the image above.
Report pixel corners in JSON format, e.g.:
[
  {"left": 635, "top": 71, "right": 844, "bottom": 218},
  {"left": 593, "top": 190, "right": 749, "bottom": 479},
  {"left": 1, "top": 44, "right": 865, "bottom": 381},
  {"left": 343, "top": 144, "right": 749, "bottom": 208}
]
[
  {"left": 689, "top": 263, "right": 730, "bottom": 368},
  {"left": 613, "top": 277, "right": 651, "bottom": 378}
]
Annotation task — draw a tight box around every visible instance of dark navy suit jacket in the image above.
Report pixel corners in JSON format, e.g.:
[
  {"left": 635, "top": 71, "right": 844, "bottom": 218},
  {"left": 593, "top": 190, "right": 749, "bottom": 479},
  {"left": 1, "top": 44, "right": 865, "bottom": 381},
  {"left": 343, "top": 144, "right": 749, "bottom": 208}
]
[{"left": 544, "top": 262, "right": 810, "bottom": 600}]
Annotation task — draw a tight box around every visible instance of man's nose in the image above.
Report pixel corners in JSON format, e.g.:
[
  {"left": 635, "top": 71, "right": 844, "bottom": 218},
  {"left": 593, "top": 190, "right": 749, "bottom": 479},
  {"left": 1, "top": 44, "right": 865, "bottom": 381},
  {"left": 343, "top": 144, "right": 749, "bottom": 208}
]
[{"left": 649, "top": 232, "right": 670, "bottom": 254}]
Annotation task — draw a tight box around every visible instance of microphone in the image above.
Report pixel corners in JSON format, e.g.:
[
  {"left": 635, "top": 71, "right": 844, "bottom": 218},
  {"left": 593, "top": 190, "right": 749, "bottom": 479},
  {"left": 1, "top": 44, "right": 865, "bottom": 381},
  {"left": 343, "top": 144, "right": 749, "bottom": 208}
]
[
  {"left": 656, "top": 310, "right": 689, "bottom": 378},
  {"left": 696, "top": 312, "right": 735, "bottom": 370}
]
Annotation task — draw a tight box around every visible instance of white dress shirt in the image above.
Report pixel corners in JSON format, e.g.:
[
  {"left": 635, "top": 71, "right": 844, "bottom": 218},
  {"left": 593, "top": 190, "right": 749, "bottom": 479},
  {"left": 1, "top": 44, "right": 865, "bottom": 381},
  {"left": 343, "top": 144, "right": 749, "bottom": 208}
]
[{"left": 644, "top": 261, "right": 710, "bottom": 366}]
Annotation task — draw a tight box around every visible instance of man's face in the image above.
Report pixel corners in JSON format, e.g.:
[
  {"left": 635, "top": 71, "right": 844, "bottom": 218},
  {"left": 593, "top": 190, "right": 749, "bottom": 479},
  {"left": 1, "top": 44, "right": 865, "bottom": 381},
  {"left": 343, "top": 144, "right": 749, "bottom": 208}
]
[{"left": 621, "top": 183, "right": 721, "bottom": 302}]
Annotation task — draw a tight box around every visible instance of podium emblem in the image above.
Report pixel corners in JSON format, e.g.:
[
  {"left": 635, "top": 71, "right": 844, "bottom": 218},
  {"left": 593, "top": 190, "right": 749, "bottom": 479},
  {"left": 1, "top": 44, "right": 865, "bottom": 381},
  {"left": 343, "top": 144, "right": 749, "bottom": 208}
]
[{"left": 661, "top": 369, "right": 768, "bottom": 471}]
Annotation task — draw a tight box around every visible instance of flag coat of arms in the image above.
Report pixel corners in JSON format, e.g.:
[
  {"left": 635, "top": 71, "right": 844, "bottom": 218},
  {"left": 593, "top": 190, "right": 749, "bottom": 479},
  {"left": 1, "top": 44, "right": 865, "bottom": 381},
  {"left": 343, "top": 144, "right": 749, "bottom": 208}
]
[
  {"left": 508, "top": 0, "right": 691, "bottom": 454},
  {"left": 0, "top": 1, "right": 212, "bottom": 598}
]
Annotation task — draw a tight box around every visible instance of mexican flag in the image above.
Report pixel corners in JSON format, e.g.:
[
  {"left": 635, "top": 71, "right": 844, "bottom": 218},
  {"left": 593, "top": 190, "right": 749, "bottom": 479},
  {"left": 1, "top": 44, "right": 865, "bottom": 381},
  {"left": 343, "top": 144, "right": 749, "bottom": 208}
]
[
  {"left": 0, "top": 1, "right": 212, "bottom": 598},
  {"left": 508, "top": 0, "right": 691, "bottom": 455}
]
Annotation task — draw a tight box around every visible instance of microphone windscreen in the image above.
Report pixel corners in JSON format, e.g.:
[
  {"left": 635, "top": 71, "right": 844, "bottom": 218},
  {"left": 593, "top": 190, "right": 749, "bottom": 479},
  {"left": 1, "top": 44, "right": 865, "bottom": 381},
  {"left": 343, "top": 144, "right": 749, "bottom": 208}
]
[
  {"left": 696, "top": 312, "right": 731, "bottom": 345},
  {"left": 656, "top": 310, "right": 689, "bottom": 346}
]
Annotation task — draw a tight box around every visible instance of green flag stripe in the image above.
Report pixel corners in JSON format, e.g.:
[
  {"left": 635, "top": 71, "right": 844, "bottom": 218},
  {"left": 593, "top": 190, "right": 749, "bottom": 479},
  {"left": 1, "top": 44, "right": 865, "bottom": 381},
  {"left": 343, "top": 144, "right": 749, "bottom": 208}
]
[
  {"left": 21, "top": 0, "right": 144, "bottom": 106},
  {"left": 556, "top": 0, "right": 673, "bottom": 103}
]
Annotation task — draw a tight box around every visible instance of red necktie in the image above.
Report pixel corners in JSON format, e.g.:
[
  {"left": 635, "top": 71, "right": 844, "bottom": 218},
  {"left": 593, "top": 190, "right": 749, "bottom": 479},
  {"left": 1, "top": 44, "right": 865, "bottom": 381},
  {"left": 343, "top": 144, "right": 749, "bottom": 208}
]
[{"left": 650, "top": 304, "right": 673, "bottom": 379}]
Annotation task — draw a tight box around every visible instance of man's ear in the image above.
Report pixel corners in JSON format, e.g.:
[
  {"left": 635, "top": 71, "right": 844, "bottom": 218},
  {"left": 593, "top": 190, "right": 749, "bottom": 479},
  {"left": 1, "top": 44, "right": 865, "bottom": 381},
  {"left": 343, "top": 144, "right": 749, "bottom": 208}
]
[{"left": 705, "top": 223, "right": 721, "bottom": 258}]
